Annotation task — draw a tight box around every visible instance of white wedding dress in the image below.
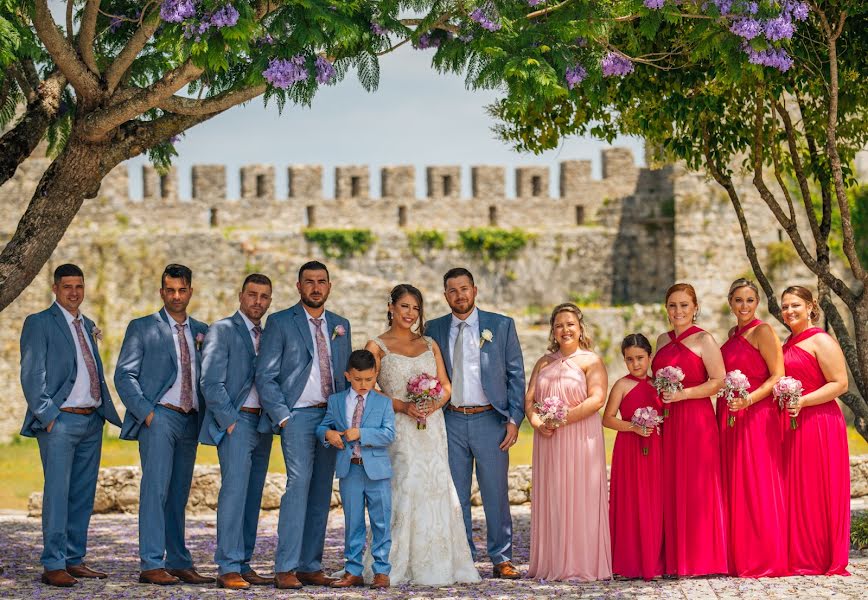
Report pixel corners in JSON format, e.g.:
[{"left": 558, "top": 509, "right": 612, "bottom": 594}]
[{"left": 366, "top": 336, "right": 480, "bottom": 585}]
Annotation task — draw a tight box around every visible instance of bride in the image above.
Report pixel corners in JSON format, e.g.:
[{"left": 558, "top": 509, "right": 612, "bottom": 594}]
[{"left": 363, "top": 284, "right": 481, "bottom": 585}]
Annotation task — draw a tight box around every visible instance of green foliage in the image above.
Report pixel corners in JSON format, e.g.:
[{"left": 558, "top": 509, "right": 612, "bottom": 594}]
[
  {"left": 304, "top": 228, "right": 375, "bottom": 259},
  {"left": 766, "top": 240, "right": 798, "bottom": 275},
  {"left": 457, "top": 227, "right": 534, "bottom": 261},
  {"left": 852, "top": 513, "right": 868, "bottom": 550},
  {"left": 406, "top": 229, "right": 445, "bottom": 259},
  {"left": 570, "top": 290, "right": 602, "bottom": 307},
  {"left": 845, "top": 185, "right": 868, "bottom": 267}
]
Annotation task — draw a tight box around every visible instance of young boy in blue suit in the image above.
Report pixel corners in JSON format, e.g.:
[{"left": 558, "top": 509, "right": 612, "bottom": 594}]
[{"left": 316, "top": 350, "right": 395, "bottom": 589}]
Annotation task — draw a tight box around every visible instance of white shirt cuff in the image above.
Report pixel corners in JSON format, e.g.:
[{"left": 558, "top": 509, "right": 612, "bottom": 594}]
[{"left": 279, "top": 416, "right": 289, "bottom": 426}]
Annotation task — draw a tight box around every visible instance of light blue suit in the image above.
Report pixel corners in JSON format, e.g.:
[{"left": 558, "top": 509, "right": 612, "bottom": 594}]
[
  {"left": 317, "top": 389, "right": 394, "bottom": 576},
  {"left": 199, "top": 311, "right": 273, "bottom": 576},
  {"left": 426, "top": 308, "right": 525, "bottom": 564},
  {"left": 114, "top": 308, "right": 208, "bottom": 572},
  {"left": 20, "top": 303, "right": 122, "bottom": 571},
  {"left": 256, "top": 302, "right": 351, "bottom": 573}
]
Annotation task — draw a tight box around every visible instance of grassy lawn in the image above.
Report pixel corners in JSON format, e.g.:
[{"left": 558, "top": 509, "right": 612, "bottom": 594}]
[{"left": 2, "top": 425, "right": 865, "bottom": 511}]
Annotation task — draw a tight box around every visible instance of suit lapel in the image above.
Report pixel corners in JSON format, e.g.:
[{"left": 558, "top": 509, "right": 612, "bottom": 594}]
[
  {"left": 325, "top": 311, "right": 342, "bottom": 385},
  {"left": 338, "top": 393, "right": 350, "bottom": 431},
  {"left": 477, "top": 309, "right": 492, "bottom": 374},
  {"left": 81, "top": 314, "right": 103, "bottom": 372},
  {"left": 232, "top": 312, "right": 255, "bottom": 357},
  {"left": 157, "top": 309, "right": 179, "bottom": 367},
  {"left": 359, "top": 391, "right": 377, "bottom": 427},
  {"left": 292, "top": 303, "right": 315, "bottom": 357},
  {"left": 50, "top": 303, "right": 77, "bottom": 356},
  {"left": 435, "top": 317, "right": 453, "bottom": 377}
]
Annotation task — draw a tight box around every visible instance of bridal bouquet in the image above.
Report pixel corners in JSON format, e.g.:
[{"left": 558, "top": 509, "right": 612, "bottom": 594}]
[
  {"left": 534, "top": 396, "right": 568, "bottom": 429},
  {"left": 717, "top": 370, "right": 751, "bottom": 428},
  {"left": 407, "top": 373, "right": 443, "bottom": 430},
  {"left": 774, "top": 376, "right": 803, "bottom": 430},
  {"left": 630, "top": 406, "right": 663, "bottom": 456},
  {"left": 653, "top": 366, "right": 684, "bottom": 418}
]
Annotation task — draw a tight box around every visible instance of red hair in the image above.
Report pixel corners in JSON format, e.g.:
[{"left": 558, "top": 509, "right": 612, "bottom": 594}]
[{"left": 665, "top": 282, "right": 699, "bottom": 306}]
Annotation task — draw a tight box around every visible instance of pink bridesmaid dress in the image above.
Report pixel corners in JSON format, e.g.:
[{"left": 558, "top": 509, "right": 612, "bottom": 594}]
[
  {"left": 783, "top": 327, "right": 850, "bottom": 576},
  {"left": 718, "top": 318, "right": 787, "bottom": 577},
  {"left": 651, "top": 326, "right": 727, "bottom": 576},
  {"left": 528, "top": 350, "right": 612, "bottom": 581},
  {"left": 609, "top": 375, "right": 664, "bottom": 580}
]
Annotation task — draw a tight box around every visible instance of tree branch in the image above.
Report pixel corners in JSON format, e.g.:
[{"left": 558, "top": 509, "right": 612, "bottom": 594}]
[
  {"left": 108, "top": 111, "right": 217, "bottom": 164},
  {"left": 527, "top": 0, "right": 575, "bottom": 19},
  {"left": 66, "top": 0, "right": 74, "bottom": 44},
  {"left": 105, "top": 8, "right": 161, "bottom": 94},
  {"left": 156, "top": 84, "right": 267, "bottom": 115},
  {"left": 774, "top": 99, "right": 820, "bottom": 243},
  {"left": 21, "top": 60, "right": 42, "bottom": 95},
  {"left": 10, "top": 65, "right": 36, "bottom": 103},
  {"left": 79, "top": 0, "right": 102, "bottom": 75}
]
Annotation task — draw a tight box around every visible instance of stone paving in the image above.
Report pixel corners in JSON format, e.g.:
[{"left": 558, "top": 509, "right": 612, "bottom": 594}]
[{"left": 0, "top": 506, "right": 865, "bottom": 599}]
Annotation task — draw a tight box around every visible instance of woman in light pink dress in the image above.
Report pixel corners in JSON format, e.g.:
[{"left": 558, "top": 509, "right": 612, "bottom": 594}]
[
  {"left": 780, "top": 286, "right": 850, "bottom": 576},
  {"left": 526, "top": 303, "right": 611, "bottom": 581}
]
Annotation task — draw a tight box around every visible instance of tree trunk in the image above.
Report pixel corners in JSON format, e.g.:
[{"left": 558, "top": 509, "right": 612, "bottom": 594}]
[{"left": 0, "top": 140, "right": 111, "bottom": 311}]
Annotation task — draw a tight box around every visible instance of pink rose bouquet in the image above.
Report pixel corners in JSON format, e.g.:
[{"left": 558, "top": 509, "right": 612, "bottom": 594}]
[
  {"left": 630, "top": 406, "right": 663, "bottom": 456},
  {"left": 653, "top": 365, "right": 684, "bottom": 418},
  {"left": 717, "top": 369, "right": 750, "bottom": 427},
  {"left": 773, "top": 375, "right": 803, "bottom": 430},
  {"left": 534, "top": 396, "right": 568, "bottom": 429},
  {"left": 407, "top": 373, "right": 443, "bottom": 430}
]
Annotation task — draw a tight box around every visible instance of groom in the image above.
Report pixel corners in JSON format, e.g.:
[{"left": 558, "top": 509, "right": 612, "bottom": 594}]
[{"left": 426, "top": 267, "right": 525, "bottom": 579}]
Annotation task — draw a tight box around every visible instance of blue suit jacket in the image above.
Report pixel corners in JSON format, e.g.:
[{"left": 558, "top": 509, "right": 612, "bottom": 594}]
[
  {"left": 19, "top": 303, "right": 122, "bottom": 437},
  {"left": 199, "top": 311, "right": 273, "bottom": 445},
  {"left": 114, "top": 308, "right": 208, "bottom": 440},
  {"left": 256, "top": 302, "right": 352, "bottom": 433},
  {"left": 426, "top": 308, "right": 526, "bottom": 425},
  {"left": 316, "top": 389, "right": 395, "bottom": 481}
]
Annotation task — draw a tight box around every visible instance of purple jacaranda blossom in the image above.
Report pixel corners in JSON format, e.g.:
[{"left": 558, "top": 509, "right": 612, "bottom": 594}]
[
  {"left": 601, "top": 52, "right": 634, "bottom": 77},
  {"left": 371, "top": 22, "right": 388, "bottom": 35},
  {"left": 470, "top": 3, "right": 502, "bottom": 32},
  {"left": 785, "top": 1, "right": 810, "bottom": 21},
  {"left": 565, "top": 64, "right": 587, "bottom": 89},
  {"left": 109, "top": 16, "right": 123, "bottom": 32},
  {"left": 170, "top": 135, "right": 181, "bottom": 144},
  {"left": 210, "top": 4, "right": 239, "bottom": 28},
  {"left": 644, "top": 0, "right": 666, "bottom": 9},
  {"left": 575, "top": 36, "right": 588, "bottom": 47},
  {"left": 746, "top": 1, "right": 758, "bottom": 14},
  {"left": 414, "top": 32, "right": 441, "bottom": 49},
  {"left": 527, "top": 0, "right": 544, "bottom": 5},
  {"left": 764, "top": 15, "right": 795, "bottom": 41},
  {"left": 160, "top": 0, "right": 197, "bottom": 23},
  {"left": 743, "top": 44, "right": 794, "bottom": 71},
  {"left": 315, "top": 56, "right": 336, "bottom": 84},
  {"left": 263, "top": 55, "right": 308, "bottom": 88},
  {"left": 730, "top": 17, "right": 762, "bottom": 39},
  {"left": 711, "top": 0, "right": 733, "bottom": 15}
]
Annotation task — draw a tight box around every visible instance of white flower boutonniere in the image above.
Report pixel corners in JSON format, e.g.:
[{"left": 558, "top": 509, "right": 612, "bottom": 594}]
[
  {"left": 480, "top": 329, "right": 494, "bottom": 348},
  {"left": 91, "top": 326, "right": 103, "bottom": 342},
  {"left": 332, "top": 324, "right": 346, "bottom": 340}
]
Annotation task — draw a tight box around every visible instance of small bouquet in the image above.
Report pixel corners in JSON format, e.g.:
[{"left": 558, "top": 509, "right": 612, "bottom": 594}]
[
  {"left": 773, "top": 376, "right": 803, "bottom": 430},
  {"left": 653, "top": 366, "right": 684, "bottom": 418},
  {"left": 717, "top": 370, "right": 750, "bottom": 427},
  {"left": 630, "top": 406, "right": 663, "bottom": 456},
  {"left": 407, "top": 373, "right": 443, "bottom": 430},
  {"left": 534, "top": 396, "right": 568, "bottom": 429}
]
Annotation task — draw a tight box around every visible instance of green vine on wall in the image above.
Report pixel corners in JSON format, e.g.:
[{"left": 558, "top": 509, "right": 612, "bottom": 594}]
[
  {"left": 406, "top": 230, "right": 445, "bottom": 260},
  {"left": 457, "top": 228, "right": 534, "bottom": 261},
  {"left": 303, "top": 228, "right": 375, "bottom": 259},
  {"left": 766, "top": 240, "right": 798, "bottom": 276}
]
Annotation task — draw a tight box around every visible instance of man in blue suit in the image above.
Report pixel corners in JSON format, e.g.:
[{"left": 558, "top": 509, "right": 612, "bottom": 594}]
[
  {"left": 199, "top": 273, "right": 275, "bottom": 589},
  {"left": 426, "top": 267, "right": 526, "bottom": 579},
  {"left": 317, "top": 349, "right": 395, "bottom": 590},
  {"left": 257, "top": 260, "right": 352, "bottom": 590},
  {"left": 20, "top": 263, "right": 122, "bottom": 587},
  {"left": 114, "top": 264, "right": 214, "bottom": 586}
]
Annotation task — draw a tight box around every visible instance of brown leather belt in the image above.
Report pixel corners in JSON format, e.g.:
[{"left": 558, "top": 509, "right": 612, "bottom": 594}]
[
  {"left": 239, "top": 407, "right": 262, "bottom": 415},
  {"left": 447, "top": 404, "right": 494, "bottom": 415},
  {"left": 60, "top": 407, "right": 97, "bottom": 415},
  {"left": 298, "top": 403, "right": 328, "bottom": 409},
  {"left": 161, "top": 403, "right": 197, "bottom": 415},
  {"left": 350, "top": 457, "right": 363, "bottom": 465}
]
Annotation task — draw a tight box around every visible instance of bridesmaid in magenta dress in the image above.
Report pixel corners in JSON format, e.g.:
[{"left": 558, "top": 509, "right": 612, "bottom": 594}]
[
  {"left": 780, "top": 286, "right": 850, "bottom": 576},
  {"left": 604, "top": 334, "right": 663, "bottom": 580},
  {"left": 651, "top": 283, "right": 727, "bottom": 576},
  {"left": 718, "top": 278, "right": 787, "bottom": 577},
  {"left": 526, "top": 303, "right": 611, "bottom": 581}
]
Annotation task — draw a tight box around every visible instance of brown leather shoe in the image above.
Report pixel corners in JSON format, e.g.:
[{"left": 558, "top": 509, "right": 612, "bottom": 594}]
[
  {"left": 241, "top": 570, "right": 274, "bottom": 586},
  {"left": 138, "top": 568, "right": 180, "bottom": 585},
  {"left": 275, "top": 571, "right": 303, "bottom": 589},
  {"left": 217, "top": 572, "right": 250, "bottom": 589},
  {"left": 493, "top": 561, "right": 520, "bottom": 579},
  {"left": 41, "top": 569, "right": 77, "bottom": 587},
  {"left": 66, "top": 563, "right": 107, "bottom": 579},
  {"left": 330, "top": 572, "right": 365, "bottom": 588},
  {"left": 370, "top": 573, "right": 390, "bottom": 589},
  {"left": 166, "top": 568, "right": 216, "bottom": 584},
  {"left": 297, "top": 570, "right": 338, "bottom": 586}
]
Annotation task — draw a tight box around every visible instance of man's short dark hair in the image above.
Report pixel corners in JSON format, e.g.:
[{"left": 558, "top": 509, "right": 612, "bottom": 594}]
[
  {"left": 53, "top": 264, "right": 84, "bottom": 284},
  {"left": 298, "top": 260, "right": 329, "bottom": 282},
  {"left": 242, "top": 273, "right": 272, "bottom": 292},
  {"left": 443, "top": 267, "right": 474, "bottom": 289},
  {"left": 161, "top": 264, "right": 193, "bottom": 288},
  {"left": 347, "top": 349, "right": 376, "bottom": 372}
]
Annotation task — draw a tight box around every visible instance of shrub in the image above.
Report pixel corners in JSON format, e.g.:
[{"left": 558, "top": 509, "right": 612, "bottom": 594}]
[
  {"left": 457, "top": 227, "right": 534, "bottom": 261},
  {"left": 303, "top": 228, "right": 375, "bottom": 259}
]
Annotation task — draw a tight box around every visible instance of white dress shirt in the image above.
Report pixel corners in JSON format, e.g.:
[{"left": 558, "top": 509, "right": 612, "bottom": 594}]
[
  {"left": 158, "top": 313, "right": 199, "bottom": 411},
  {"left": 56, "top": 302, "right": 101, "bottom": 409},
  {"left": 345, "top": 389, "right": 370, "bottom": 426},
  {"left": 238, "top": 310, "right": 261, "bottom": 409},
  {"left": 294, "top": 308, "right": 334, "bottom": 408},
  {"left": 448, "top": 307, "right": 489, "bottom": 407}
]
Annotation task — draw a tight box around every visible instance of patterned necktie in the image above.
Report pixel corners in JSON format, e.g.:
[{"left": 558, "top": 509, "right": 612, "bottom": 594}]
[
  {"left": 451, "top": 321, "right": 466, "bottom": 406},
  {"left": 351, "top": 394, "right": 365, "bottom": 458},
  {"left": 310, "top": 318, "right": 333, "bottom": 400},
  {"left": 175, "top": 323, "right": 193, "bottom": 412},
  {"left": 72, "top": 318, "right": 101, "bottom": 402},
  {"left": 252, "top": 324, "right": 261, "bottom": 354}
]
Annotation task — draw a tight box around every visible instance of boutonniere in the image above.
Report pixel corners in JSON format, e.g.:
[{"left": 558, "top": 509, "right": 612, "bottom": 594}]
[
  {"left": 331, "top": 324, "right": 346, "bottom": 340},
  {"left": 480, "top": 329, "right": 494, "bottom": 348},
  {"left": 195, "top": 332, "right": 205, "bottom": 351},
  {"left": 91, "top": 326, "right": 103, "bottom": 342}
]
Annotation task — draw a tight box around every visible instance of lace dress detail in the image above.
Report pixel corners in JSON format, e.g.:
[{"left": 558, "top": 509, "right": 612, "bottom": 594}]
[{"left": 366, "top": 336, "right": 480, "bottom": 585}]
